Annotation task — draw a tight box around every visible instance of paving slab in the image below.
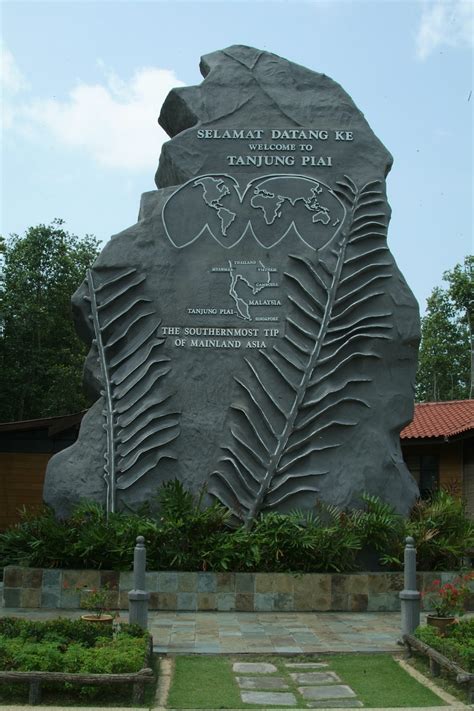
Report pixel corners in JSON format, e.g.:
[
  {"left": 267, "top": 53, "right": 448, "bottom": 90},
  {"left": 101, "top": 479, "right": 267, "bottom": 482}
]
[
  {"left": 151, "top": 610, "right": 402, "bottom": 653},
  {"left": 306, "top": 700, "right": 364, "bottom": 708},
  {"left": 233, "top": 661, "right": 277, "bottom": 673},
  {"left": 236, "top": 675, "right": 289, "bottom": 689},
  {"left": 285, "top": 662, "right": 329, "bottom": 668},
  {"left": 290, "top": 670, "right": 341, "bottom": 684},
  {"left": 240, "top": 690, "right": 298, "bottom": 706},
  {"left": 298, "top": 684, "right": 357, "bottom": 700}
]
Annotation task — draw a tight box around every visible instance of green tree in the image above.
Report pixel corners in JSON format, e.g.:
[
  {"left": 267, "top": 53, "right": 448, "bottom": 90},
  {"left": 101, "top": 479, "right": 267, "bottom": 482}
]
[
  {"left": 443, "top": 256, "right": 473, "bottom": 398},
  {"left": 0, "top": 220, "right": 100, "bottom": 421},
  {"left": 416, "top": 257, "right": 472, "bottom": 402}
]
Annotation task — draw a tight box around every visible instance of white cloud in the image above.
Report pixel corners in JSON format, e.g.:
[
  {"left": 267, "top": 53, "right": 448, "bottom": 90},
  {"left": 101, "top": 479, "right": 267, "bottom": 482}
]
[
  {"left": 19, "top": 65, "right": 185, "bottom": 171},
  {"left": 1, "top": 46, "right": 28, "bottom": 94},
  {"left": 416, "top": 0, "right": 474, "bottom": 60}
]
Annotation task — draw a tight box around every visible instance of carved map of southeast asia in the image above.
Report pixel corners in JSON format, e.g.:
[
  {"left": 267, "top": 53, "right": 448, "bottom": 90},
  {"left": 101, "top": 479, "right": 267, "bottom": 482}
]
[{"left": 44, "top": 46, "right": 420, "bottom": 522}]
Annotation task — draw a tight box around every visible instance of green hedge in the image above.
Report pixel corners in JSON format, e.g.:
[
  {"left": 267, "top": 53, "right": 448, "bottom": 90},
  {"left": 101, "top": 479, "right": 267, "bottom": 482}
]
[
  {"left": 0, "top": 618, "right": 150, "bottom": 702},
  {"left": 0, "top": 617, "right": 146, "bottom": 644},
  {"left": 0, "top": 618, "right": 149, "bottom": 674},
  {"left": 415, "top": 619, "right": 474, "bottom": 672},
  {"left": 1, "top": 483, "right": 472, "bottom": 573}
]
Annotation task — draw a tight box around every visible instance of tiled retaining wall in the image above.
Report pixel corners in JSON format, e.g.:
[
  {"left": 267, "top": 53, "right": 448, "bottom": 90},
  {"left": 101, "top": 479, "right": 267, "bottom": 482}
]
[{"left": 3, "top": 566, "right": 466, "bottom": 612}]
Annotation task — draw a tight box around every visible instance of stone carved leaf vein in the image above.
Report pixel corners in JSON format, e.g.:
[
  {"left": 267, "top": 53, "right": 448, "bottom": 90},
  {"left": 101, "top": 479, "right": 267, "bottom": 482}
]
[
  {"left": 208, "top": 177, "right": 393, "bottom": 525},
  {"left": 85, "top": 267, "right": 180, "bottom": 515}
]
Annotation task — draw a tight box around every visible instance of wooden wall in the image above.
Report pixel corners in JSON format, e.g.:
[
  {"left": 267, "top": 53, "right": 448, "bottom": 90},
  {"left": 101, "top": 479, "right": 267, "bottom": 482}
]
[
  {"left": 0, "top": 453, "right": 50, "bottom": 530},
  {"left": 402, "top": 441, "right": 464, "bottom": 497},
  {"left": 463, "top": 440, "right": 474, "bottom": 518},
  {"left": 439, "top": 441, "right": 463, "bottom": 491}
]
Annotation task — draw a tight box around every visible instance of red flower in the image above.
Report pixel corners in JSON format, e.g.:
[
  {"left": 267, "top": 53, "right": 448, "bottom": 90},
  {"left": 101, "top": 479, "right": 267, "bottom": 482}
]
[{"left": 422, "top": 572, "right": 472, "bottom": 617}]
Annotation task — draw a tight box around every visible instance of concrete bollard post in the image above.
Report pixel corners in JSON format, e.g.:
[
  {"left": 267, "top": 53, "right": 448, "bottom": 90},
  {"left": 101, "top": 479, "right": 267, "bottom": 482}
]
[
  {"left": 399, "top": 536, "right": 421, "bottom": 638},
  {"left": 128, "top": 535, "right": 149, "bottom": 630}
]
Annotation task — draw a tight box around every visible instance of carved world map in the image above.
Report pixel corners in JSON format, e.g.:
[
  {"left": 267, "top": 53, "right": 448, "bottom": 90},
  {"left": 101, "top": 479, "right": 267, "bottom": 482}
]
[
  {"left": 162, "top": 173, "right": 346, "bottom": 251},
  {"left": 193, "top": 175, "right": 335, "bottom": 236}
]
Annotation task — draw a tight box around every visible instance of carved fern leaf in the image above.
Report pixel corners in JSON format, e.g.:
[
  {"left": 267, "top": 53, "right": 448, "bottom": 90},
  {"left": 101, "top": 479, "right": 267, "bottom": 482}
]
[
  {"left": 85, "top": 267, "right": 180, "bottom": 514},
  {"left": 209, "top": 176, "right": 393, "bottom": 526}
]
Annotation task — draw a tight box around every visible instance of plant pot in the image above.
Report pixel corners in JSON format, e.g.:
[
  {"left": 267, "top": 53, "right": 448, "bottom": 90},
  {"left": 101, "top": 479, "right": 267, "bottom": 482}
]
[
  {"left": 80, "top": 614, "right": 114, "bottom": 624},
  {"left": 426, "top": 614, "right": 456, "bottom": 635}
]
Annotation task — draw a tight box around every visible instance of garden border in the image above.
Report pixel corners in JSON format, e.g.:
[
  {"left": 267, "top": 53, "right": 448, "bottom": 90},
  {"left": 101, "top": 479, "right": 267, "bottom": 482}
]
[
  {"left": 0, "top": 634, "right": 155, "bottom": 705},
  {"left": 403, "top": 633, "right": 474, "bottom": 703}
]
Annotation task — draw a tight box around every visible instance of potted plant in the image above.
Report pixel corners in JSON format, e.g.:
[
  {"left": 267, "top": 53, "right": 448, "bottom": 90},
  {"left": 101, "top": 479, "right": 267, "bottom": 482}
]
[
  {"left": 79, "top": 584, "right": 115, "bottom": 623},
  {"left": 422, "top": 572, "right": 474, "bottom": 635}
]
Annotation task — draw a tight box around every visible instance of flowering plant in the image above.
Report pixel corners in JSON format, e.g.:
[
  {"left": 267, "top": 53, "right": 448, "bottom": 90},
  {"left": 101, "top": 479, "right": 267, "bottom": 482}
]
[
  {"left": 78, "top": 584, "right": 113, "bottom": 618},
  {"left": 422, "top": 572, "right": 474, "bottom": 618}
]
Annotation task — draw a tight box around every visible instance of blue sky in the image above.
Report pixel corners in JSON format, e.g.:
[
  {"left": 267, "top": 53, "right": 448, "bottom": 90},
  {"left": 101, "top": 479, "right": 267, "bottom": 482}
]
[{"left": 1, "top": 0, "right": 472, "bottom": 313}]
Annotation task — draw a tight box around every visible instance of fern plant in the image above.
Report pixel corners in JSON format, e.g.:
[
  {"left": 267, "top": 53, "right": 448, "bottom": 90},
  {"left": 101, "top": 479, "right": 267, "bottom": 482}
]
[
  {"left": 349, "top": 493, "right": 404, "bottom": 552},
  {"left": 407, "top": 490, "right": 474, "bottom": 570}
]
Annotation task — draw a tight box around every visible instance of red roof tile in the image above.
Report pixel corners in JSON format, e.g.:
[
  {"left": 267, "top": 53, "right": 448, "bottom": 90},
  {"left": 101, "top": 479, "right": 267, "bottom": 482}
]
[{"left": 401, "top": 400, "right": 474, "bottom": 440}]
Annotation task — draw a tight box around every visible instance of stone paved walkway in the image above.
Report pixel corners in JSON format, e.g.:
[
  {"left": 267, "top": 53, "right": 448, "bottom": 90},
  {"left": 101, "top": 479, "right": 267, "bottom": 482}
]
[
  {"left": 150, "top": 611, "right": 401, "bottom": 654},
  {"left": 231, "top": 661, "right": 363, "bottom": 708},
  {"left": 2, "top": 608, "right": 402, "bottom": 653}
]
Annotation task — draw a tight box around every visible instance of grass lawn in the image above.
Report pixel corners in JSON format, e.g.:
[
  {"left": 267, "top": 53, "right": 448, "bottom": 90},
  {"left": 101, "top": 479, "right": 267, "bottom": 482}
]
[
  {"left": 327, "top": 654, "right": 447, "bottom": 708},
  {"left": 407, "top": 654, "right": 471, "bottom": 706},
  {"left": 166, "top": 653, "right": 448, "bottom": 709},
  {"left": 167, "top": 656, "right": 244, "bottom": 709}
]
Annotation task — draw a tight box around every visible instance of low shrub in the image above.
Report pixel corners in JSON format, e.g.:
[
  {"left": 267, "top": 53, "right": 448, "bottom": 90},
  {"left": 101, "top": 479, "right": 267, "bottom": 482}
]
[
  {"left": 147, "top": 481, "right": 232, "bottom": 570},
  {"left": 1, "top": 483, "right": 472, "bottom": 573},
  {"left": 0, "top": 619, "right": 152, "bottom": 704},
  {"left": 0, "top": 617, "right": 145, "bottom": 643},
  {"left": 68, "top": 501, "right": 159, "bottom": 570},
  {"left": 415, "top": 619, "right": 474, "bottom": 672},
  {"left": 251, "top": 508, "right": 363, "bottom": 573},
  {"left": 408, "top": 491, "right": 474, "bottom": 570},
  {"left": 380, "top": 490, "right": 474, "bottom": 570},
  {"left": 0, "top": 506, "right": 76, "bottom": 569},
  {"left": 0, "top": 618, "right": 149, "bottom": 674}
]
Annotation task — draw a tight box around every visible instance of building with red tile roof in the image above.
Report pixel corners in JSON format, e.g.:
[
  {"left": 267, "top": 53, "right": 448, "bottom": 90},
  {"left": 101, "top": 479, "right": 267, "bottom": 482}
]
[
  {"left": 401, "top": 400, "right": 474, "bottom": 441},
  {"left": 400, "top": 400, "right": 474, "bottom": 517}
]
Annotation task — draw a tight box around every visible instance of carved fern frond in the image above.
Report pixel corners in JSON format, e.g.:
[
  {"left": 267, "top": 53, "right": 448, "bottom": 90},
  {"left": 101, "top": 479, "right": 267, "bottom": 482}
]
[
  {"left": 209, "top": 176, "right": 393, "bottom": 526},
  {"left": 85, "top": 267, "right": 180, "bottom": 515}
]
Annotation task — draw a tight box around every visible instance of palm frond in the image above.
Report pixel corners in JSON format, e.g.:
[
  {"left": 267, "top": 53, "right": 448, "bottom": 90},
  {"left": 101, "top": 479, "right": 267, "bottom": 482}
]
[
  {"left": 209, "top": 176, "right": 393, "bottom": 526},
  {"left": 85, "top": 267, "right": 180, "bottom": 515}
]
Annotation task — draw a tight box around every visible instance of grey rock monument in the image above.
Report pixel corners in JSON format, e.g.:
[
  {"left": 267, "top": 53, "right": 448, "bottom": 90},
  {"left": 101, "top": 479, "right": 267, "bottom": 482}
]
[{"left": 44, "top": 46, "right": 420, "bottom": 524}]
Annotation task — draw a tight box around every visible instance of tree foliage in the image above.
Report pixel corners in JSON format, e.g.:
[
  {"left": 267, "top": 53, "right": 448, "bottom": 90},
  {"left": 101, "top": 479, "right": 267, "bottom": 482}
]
[
  {"left": 416, "top": 256, "right": 472, "bottom": 402},
  {"left": 0, "top": 220, "right": 100, "bottom": 421},
  {"left": 443, "top": 255, "right": 473, "bottom": 398}
]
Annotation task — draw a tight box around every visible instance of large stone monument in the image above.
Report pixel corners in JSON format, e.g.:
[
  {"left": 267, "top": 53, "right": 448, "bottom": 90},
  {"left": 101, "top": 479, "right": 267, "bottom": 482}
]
[{"left": 44, "top": 46, "right": 420, "bottom": 524}]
